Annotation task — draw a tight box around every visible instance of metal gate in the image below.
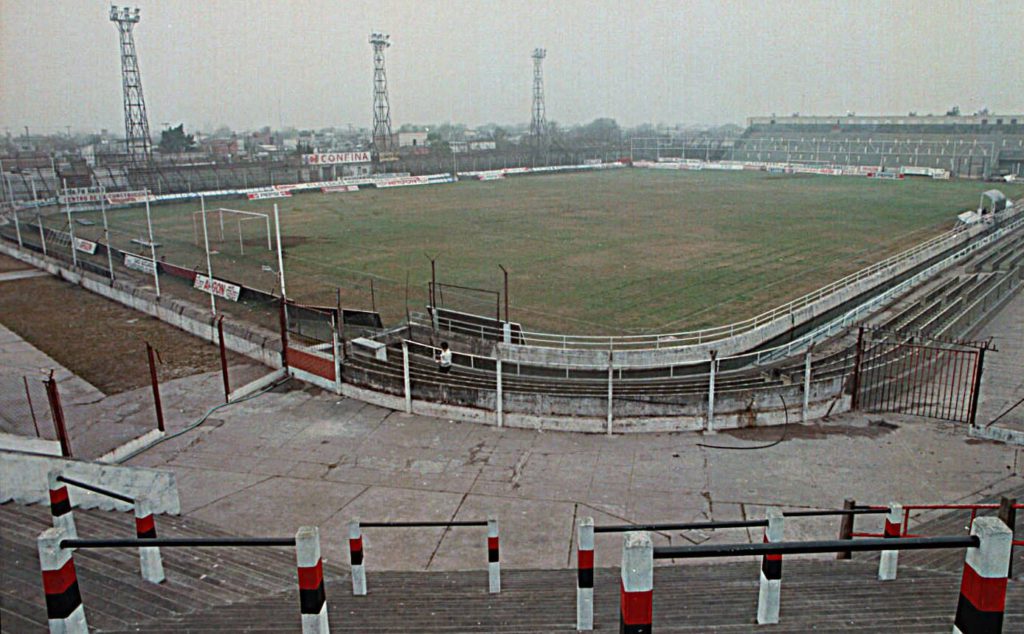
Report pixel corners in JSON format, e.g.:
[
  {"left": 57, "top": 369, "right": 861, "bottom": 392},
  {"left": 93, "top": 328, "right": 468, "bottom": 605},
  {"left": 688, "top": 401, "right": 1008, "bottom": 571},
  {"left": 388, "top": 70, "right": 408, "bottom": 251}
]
[{"left": 851, "top": 327, "right": 989, "bottom": 424}]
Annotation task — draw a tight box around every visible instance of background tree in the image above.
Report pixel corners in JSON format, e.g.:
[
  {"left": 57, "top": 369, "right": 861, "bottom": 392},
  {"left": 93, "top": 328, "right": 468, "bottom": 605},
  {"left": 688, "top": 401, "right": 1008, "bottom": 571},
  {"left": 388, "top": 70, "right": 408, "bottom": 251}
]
[{"left": 158, "top": 124, "right": 196, "bottom": 153}]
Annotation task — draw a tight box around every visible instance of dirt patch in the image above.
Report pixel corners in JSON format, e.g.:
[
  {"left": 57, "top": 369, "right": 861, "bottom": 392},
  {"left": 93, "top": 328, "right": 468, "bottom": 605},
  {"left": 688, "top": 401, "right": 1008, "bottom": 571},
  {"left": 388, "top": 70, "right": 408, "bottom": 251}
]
[
  {"left": 716, "top": 419, "right": 899, "bottom": 443},
  {"left": 0, "top": 267, "right": 252, "bottom": 395},
  {"left": 0, "top": 253, "right": 31, "bottom": 273}
]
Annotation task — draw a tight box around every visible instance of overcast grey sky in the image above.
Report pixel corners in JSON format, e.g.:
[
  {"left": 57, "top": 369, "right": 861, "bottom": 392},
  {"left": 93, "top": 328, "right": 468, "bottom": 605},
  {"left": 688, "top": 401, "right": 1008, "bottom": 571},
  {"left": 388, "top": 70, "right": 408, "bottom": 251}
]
[{"left": 1, "top": 0, "right": 1022, "bottom": 134}]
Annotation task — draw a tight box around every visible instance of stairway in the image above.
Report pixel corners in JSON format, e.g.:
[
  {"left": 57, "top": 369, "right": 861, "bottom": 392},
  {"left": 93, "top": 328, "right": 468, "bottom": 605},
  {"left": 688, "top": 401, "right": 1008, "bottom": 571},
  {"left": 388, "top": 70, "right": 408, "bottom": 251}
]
[{"left": 5, "top": 498, "right": 1024, "bottom": 632}]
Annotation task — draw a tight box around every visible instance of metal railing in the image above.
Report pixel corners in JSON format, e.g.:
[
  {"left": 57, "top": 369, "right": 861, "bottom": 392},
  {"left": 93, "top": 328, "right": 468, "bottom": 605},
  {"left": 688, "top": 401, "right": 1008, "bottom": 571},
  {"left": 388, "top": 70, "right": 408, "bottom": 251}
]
[
  {"left": 652, "top": 535, "right": 977, "bottom": 559},
  {"left": 419, "top": 205, "right": 1023, "bottom": 354},
  {"left": 56, "top": 476, "right": 134, "bottom": 504},
  {"left": 61, "top": 536, "right": 295, "bottom": 548}
]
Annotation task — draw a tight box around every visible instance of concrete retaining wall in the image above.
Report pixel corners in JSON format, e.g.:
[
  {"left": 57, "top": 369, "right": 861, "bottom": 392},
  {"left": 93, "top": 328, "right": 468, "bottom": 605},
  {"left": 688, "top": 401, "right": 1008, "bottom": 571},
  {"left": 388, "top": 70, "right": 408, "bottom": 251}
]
[
  {"left": 0, "top": 449, "right": 180, "bottom": 514},
  {"left": 342, "top": 364, "right": 848, "bottom": 433}
]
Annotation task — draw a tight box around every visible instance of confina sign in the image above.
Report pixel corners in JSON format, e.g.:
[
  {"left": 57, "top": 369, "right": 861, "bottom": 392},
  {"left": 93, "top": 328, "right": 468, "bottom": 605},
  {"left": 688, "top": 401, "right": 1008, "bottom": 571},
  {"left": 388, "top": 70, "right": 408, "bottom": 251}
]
[{"left": 303, "top": 152, "right": 372, "bottom": 165}]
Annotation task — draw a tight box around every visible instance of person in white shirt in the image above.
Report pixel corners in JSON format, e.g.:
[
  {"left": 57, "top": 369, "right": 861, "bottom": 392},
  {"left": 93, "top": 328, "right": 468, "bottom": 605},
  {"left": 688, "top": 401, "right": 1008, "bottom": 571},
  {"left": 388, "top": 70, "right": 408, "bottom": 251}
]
[{"left": 436, "top": 341, "right": 453, "bottom": 373}]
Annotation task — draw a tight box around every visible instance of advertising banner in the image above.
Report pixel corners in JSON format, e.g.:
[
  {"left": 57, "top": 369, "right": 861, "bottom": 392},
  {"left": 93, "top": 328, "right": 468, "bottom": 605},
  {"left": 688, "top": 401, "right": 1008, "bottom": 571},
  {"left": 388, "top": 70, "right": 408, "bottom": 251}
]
[
  {"left": 106, "top": 190, "right": 153, "bottom": 205},
  {"left": 194, "top": 274, "right": 241, "bottom": 301},
  {"left": 73, "top": 237, "right": 98, "bottom": 254},
  {"left": 303, "top": 152, "right": 372, "bottom": 165},
  {"left": 247, "top": 190, "right": 293, "bottom": 200},
  {"left": 59, "top": 188, "right": 106, "bottom": 205},
  {"left": 124, "top": 253, "right": 156, "bottom": 275}
]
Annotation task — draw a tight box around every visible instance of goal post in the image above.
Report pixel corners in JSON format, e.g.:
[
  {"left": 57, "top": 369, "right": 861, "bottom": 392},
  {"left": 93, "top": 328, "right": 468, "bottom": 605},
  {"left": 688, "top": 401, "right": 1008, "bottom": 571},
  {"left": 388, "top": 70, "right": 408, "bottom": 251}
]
[{"left": 191, "top": 207, "right": 272, "bottom": 254}]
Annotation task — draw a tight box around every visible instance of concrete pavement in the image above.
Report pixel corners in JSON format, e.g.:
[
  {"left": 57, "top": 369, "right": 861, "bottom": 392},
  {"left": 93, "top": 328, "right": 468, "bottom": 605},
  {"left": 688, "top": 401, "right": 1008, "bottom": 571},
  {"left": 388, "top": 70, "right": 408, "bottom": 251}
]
[{"left": 123, "top": 382, "right": 1023, "bottom": 571}]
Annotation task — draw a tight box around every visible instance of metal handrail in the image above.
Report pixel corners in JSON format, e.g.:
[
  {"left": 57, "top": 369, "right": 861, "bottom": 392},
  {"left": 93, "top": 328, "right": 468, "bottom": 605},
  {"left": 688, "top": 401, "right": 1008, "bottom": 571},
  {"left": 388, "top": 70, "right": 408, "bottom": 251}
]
[
  {"left": 361, "top": 520, "right": 488, "bottom": 528},
  {"left": 423, "top": 205, "right": 1022, "bottom": 352},
  {"left": 652, "top": 535, "right": 978, "bottom": 559},
  {"left": 61, "top": 537, "right": 296, "bottom": 549},
  {"left": 56, "top": 476, "right": 134, "bottom": 504},
  {"left": 595, "top": 519, "right": 767, "bottom": 533}
]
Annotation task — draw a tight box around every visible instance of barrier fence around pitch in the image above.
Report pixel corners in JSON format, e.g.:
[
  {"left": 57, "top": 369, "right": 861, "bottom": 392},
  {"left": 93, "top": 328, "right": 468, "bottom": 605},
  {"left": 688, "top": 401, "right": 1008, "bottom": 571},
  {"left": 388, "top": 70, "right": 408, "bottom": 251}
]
[
  {"left": 41, "top": 527, "right": 329, "bottom": 634},
  {"left": 348, "top": 517, "right": 500, "bottom": 596},
  {"left": 617, "top": 520, "right": 1012, "bottom": 633}
]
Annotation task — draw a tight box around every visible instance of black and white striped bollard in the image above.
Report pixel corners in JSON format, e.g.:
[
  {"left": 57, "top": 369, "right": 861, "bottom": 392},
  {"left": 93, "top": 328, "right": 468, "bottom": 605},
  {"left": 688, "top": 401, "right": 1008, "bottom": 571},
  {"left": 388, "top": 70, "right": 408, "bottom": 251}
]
[
  {"left": 576, "top": 516, "right": 595, "bottom": 630},
  {"left": 757, "top": 507, "right": 784, "bottom": 624},
  {"left": 349, "top": 519, "right": 366, "bottom": 595},
  {"left": 134, "top": 496, "right": 165, "bottom": 584},
  {"left": 296, "top": 526, "right": 329, "bottom": 633},
  {"left": 620, "top": 531, "right": 653, "bottom": 634},
  {"left": 953, "top": 516, "right": 1012, "bottom": 634},
  {"left": 38, "top": 526, "right": 87, "bottom": 633},
  {"left": 487, "top": 515, "right": 501, "bottom": 593},
  {"left": 878, "top": 502, "right": 902, "bottom": 581},
  {"left": 47, "top": 470, "right": 77, "bottom": 539}
]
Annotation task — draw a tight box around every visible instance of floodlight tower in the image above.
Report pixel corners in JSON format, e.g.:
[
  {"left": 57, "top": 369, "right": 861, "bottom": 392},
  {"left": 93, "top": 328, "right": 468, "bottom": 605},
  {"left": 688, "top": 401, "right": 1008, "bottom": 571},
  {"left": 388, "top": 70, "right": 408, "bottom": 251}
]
[
  {"left": 530, "top": 48, "right": 547, "bottom": 146},
  {"left": 110, "top": 5, "right": 152, "bottom": 164},
  {"left": 369, "top": 32, "right": 394, "bottom": 155}
]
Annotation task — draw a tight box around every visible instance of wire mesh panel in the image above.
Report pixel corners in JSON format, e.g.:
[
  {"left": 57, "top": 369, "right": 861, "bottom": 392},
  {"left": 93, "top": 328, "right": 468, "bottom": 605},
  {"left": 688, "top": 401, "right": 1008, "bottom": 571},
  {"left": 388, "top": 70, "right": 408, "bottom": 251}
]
[{"left": 854, "top": 329, "right": 984, "bottom": 424}]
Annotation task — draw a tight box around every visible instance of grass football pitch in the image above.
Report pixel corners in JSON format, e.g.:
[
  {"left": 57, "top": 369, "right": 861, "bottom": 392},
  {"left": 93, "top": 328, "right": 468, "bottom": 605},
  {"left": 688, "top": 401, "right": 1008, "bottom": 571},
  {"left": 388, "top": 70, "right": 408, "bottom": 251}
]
[{"left": 72, "top": 169, "right": 1024, "bottom": 335}]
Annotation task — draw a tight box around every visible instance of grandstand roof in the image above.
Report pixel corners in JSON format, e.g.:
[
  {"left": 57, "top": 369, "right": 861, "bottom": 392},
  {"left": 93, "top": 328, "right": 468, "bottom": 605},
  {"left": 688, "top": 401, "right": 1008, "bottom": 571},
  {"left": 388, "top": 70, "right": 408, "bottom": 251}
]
[{"left": 748, "top": 114, "right": 1024, "bottom": 127}]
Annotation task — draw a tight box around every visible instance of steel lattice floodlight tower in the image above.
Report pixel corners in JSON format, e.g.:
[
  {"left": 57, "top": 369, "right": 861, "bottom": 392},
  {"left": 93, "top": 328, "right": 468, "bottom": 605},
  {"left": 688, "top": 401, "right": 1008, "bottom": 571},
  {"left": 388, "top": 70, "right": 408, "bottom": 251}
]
[
  {"left": 369, "top": 32, "right": 394, "bottom": 155},
  {"left": 530, "top": 48, "right": 547, "bottom": 147},
  {"left": 110, "top": 5, "right": 152, "bottom": 164}
]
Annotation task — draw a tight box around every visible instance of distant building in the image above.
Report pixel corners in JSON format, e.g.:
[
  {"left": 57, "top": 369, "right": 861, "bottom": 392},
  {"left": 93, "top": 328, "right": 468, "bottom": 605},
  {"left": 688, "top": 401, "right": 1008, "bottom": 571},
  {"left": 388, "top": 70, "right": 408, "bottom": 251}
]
[{"left": 395, "top": 131, "right": 428, "bottom": 148}]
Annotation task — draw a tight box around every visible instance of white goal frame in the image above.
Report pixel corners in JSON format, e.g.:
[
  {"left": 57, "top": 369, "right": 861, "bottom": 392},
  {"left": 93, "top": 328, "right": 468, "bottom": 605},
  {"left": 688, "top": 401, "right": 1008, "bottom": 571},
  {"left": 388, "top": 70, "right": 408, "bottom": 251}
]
[{"left": 192, "top": 207, "right": 271, "bottom": 255}]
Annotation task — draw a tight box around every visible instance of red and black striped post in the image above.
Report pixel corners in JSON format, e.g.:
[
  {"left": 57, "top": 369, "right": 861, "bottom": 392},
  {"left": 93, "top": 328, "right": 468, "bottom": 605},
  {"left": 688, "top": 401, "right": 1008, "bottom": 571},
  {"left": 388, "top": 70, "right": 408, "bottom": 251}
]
[
  {"left": 577, "top": 516, "right": 595, "bottom": 630},
  {"left": 953, "top": 516, "right": 1012, "bottom": 633},
  {"left": 296, "top": 526, "right": 329, "bottom": 633},
  {"left": 620, "top": 531, "right": 653, "bottom": 634},
  {"left": 349, "top": 519, "right": 366, "bottom": 595},
  {"left": 757, "top": 507, "right": 784, "bottom": 624},
  {"left": 38, "top": 526, "right": 87, "bottom": 633},
  {"left": 878, "top": 502, "right": 902, "bottom": 580},
  {"left": 134, "top": 496, "right": 165, "bottom": 584},
  {"left": 487, "top": 516, "right": 501, "bottom": 593},
  {"left": 47, "top": 471, "right": 77, "bottom": 539}
]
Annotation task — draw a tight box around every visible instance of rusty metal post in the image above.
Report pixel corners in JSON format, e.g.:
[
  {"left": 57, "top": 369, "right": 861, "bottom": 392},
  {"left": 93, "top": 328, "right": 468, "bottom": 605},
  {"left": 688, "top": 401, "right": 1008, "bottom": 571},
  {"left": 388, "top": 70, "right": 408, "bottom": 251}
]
[
  {"left": 44, "top": 372, "right": 72, "bottom": 457},
  {"left": 837, "top": 498, "right": 856, "bottom": 560},
  {"left": 279, "top": 297, "right": 290, "bottom": 370},
  {"left": 850, "top": 326, "right": 865, "bottom": 410},
  {"left": 217, "top": 316, "right": 230, "bottom": 402},
  {"left": 370, "top": 278, "right": 376, "bottom": 313},
  {"left": 967, "top": 347, "right": 986, "bottom": 427},
  {"left": 146, "top": 342, "right": 165, "bottom": 432},
  {"left": 999, "top": 496, "right": 1016, "bottom": 578},
  {"left": 23, "top": 376, "right": 41, "bottom": 438}
]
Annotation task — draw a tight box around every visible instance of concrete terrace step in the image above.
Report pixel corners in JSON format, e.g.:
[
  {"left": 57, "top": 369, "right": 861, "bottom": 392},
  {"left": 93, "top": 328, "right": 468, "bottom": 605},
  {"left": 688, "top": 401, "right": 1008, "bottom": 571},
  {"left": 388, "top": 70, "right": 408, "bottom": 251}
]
[
  {"left": 103, "top": 561, "right": 1024, "bottom": 632},
  {"left": 6, "top": 498, "right": 1024, "bottom": 631}
]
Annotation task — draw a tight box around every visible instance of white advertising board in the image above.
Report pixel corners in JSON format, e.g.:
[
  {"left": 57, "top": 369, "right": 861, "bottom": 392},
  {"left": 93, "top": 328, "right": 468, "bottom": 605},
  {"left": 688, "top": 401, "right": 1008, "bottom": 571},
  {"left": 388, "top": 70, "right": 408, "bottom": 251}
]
[
  {"left": 106, "top": 190, "right": 153, "bottom": 205},
  {"left": 73, "top": 237, "right": 98, "bottom": 255},
  {"left": 59, "top": 188, "right": 106, "bottom": 205},
  {"left": 194, "top": 274, "right": 241, "bottom": 301},
  {"left": 247, "top": 190, "right": 293, "bottom": 200},
  {"left": 124, "top": 253, "right": 156, "bottom": 275},
  {"left": 303, "top": 152, "right": 372, "bottom": 166}
]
